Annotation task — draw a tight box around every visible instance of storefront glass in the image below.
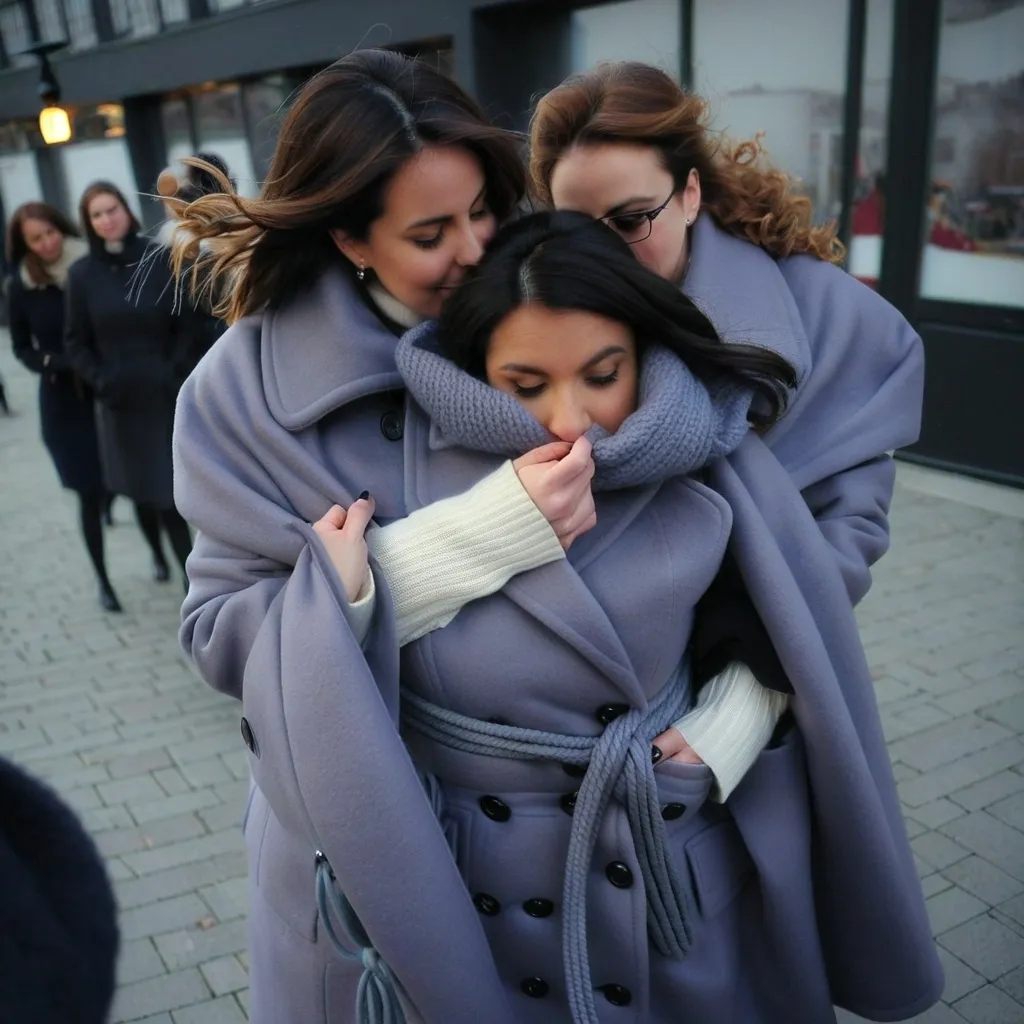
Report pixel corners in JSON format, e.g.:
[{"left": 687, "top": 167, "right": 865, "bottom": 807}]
[{"left": 571, "top": 0, "right": 680, "bottom": 79}]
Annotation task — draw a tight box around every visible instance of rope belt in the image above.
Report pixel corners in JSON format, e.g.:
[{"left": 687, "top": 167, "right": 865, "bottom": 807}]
[{"left": 316, "top": 666, "right": 694, "bottom": 1024}]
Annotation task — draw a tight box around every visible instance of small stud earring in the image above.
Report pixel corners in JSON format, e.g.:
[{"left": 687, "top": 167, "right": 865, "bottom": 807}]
[{"left": 357, "top": 261, "right": 366, "bottom": 282}]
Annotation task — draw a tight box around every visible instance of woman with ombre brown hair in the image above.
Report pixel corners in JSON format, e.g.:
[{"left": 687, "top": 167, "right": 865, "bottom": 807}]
[
  {"left": 528, "top": 62, "right": 937, "bottom": 1021},
  {"left": 170, "top": 49, "right": 600, "bottom": 1022}
]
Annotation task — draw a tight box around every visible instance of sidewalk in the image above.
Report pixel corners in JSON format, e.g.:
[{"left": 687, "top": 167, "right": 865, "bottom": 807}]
[{"left": 1, "top": 341, "right": 1022, "bottom": 1023}]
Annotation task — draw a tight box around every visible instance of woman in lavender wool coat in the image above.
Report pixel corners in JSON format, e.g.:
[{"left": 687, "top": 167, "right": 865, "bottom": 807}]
[{"left": 172, "top": 53, "right": 941, "bottom": 1024}]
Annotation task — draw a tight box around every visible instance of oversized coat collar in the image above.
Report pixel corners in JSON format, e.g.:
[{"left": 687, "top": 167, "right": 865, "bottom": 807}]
[{"left": 260, "top": 220, "right": 811, "bottom": 433}]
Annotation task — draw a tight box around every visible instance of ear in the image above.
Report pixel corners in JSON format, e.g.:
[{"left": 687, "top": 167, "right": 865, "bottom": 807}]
[
  {"left": 330, "top": 229, "right": 369, "bottom": 273},
  {"left": 683, "top": 168, "right": 702, "bottom": 219}
]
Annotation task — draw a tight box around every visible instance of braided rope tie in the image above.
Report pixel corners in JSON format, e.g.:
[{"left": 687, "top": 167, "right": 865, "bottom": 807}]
[{"left": 315, "top": 667, "right": 694, "bottom": 1024}]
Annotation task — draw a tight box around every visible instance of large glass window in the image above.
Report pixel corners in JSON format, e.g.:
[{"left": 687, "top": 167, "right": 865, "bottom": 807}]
[
  {"left": 571, "top": 0, "right": 680, "bottom": 79},
  {"left": 161, "top": 97, "right": 195, "bottom": 167},
  {"left": 61, "top": 0, "right": 98, "bottom": 49},
  {"left": 194, "top": 83, "right": 258, "bottom": 198},
  {"left": 849, "top": 0, "right": 895, "bottom": 287},
  {"left": 0, "top": 122, "right": 43, "bottom": 218},
  {"left": 0, "top": 3, "right": 35, "bottom": 67},
  {"left": 918, "top": 0, "right": 1024, "bottom": 309},
  {"left": 59, "top": 105, "right": 141, "bottom": 218},
  {"left": 34, "top": 0, "right": 65, "bottom": 42},
  {"left": 692, "top": 0, "right": 849, "bottom": 223},
  {"left": 242, "top": 75, "right": 291, "bottom": 180},
  {"left": 109, "top": 0, "right": 160, "bottom": 39}
]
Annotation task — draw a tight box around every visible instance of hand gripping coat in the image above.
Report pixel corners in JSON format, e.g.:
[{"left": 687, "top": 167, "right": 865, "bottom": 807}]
[{"left": 174, "top": 217, "right": 943, "bottom": 1024}]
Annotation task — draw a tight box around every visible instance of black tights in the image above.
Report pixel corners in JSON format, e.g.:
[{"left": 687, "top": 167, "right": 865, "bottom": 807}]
[
  {"left": 79, "top": 494, "right": 111, "bottom": 589},
  {"left": 134, "top": 502, "right": 193, "bottom": 575}
]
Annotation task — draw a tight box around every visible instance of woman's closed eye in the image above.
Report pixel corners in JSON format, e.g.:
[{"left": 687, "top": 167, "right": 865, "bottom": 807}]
[
  {"left": 512, "top": 370, "right": 619, "bottom": 399},
  {"left": 608, "top": 212, "right": 649, "bottom": 233},
  {"left": 413, "top": 206, "right": 490, "bottom": 250}
]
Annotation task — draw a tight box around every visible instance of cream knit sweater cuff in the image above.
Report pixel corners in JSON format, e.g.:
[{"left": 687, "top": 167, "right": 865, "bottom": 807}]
[
  {"left": 366, "top": 460, "right": 564, "bottom": 646},
  {"left": 673, "top": 662, "right": 789, "bottom": 803}
]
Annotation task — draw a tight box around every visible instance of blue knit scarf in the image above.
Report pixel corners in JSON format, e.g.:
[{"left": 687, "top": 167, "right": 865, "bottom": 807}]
[{"left": 395, "top": 321, "right": 754, "bottom": 488}]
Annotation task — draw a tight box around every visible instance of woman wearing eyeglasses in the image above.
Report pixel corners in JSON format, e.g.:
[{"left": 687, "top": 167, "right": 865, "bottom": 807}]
[{"left": 528, "top": 63, "right": 934, "bottom": 1021}]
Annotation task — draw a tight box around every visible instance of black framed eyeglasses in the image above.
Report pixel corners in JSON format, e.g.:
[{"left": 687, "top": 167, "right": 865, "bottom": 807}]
[{"left": 601, "top": 189, "right": 678, "bottom": 244}]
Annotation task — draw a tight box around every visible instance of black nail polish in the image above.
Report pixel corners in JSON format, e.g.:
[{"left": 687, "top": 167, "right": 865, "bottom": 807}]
[
  {"left": 358, "top": 491, "right": 370, "bottom": 501},
  {"left": 651, "top": 745, "right": 663, "bottom": 765}
]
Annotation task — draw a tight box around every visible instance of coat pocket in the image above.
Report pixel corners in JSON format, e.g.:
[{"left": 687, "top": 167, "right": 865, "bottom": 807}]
[
  {"left": 252, "top": 794, "right": 320, "bottom": 942},
  {"left": 685, "top": 818, "right": 755, "bottom": 919}
]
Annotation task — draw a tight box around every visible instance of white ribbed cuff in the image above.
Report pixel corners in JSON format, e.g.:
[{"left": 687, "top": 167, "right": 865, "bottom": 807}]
[
  {"left": 673, "top": 662, "right": 789, "bottom": 802},
  {"left": 341, "top": 569, "right": 376, "bottom": 647},
  {"left": 368, "top": 460, "right": 564, "bottom": 645}
]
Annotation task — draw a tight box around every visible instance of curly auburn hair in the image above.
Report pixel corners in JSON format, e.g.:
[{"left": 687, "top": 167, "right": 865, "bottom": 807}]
[{"left": 530, "top": 62, "right": 844, "bottom": 265}]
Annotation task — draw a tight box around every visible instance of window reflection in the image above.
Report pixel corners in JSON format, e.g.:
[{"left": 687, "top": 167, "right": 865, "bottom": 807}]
[
  {"left": 0, "top": 3, "right": 35, "bottom": 67},
  {"left": 571, "top": 0, "right": 680, "bottom": 79},
  {"left": 194, "top": 83, "right": 258, "bottom": 198},
  {"left": 920, "top": 0, "right": 1024, "bottom": 308},
  {"left": 692, "top": 0, "right": 849, "bottom": 223}
]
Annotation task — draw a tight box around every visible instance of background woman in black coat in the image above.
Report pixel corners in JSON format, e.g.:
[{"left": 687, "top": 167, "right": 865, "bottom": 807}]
[
  {"left": 65, "top": 182, "right": 196, "bottom": 588},
  {"left": 7, "top": 202, "right": 122, "bottom": 611}
]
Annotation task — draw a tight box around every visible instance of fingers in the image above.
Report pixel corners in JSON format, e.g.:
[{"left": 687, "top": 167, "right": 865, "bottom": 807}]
[
  {"left": 650, "top": 726, "right": 705, "bottom": 765},
  {"left": 514, "top": 441, "right": 573, "bottom": 470},
  {"left": 312, "top": 504, "right": 346, "bottom": 536},
  {"left": 548, "top": 435, "right": 594, "bottom": 484},
  {"left": 340, "top": 493, "right": 376, "bottom": 539}
]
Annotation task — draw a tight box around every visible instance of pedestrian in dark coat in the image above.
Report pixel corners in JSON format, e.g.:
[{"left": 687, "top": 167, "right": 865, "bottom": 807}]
[
  {"left": 7, "top": 201, "right": 122, "bottom": 611},
  {"left": 0, "top": 754, "right": 119, "bottom": 1024},
  {"left": 64, "top": 181, "right": 197, "bottom": 588}
]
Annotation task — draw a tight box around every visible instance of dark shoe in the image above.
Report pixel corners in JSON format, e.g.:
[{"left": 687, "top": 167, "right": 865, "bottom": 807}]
[
  {"left": 99, "top": 584, "right": 123, "bottom": 613},
  {"left": 153, "top": 559, "right": 170, "bottom": 583}
]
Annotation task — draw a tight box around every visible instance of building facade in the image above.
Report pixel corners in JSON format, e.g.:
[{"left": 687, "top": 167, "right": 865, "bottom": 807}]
[{"left": 0, "top": 0, "right": 1021, "bottom": 484}]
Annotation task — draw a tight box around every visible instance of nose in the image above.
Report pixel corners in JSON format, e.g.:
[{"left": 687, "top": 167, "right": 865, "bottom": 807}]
[
  {"left": 546, "top": 395, "right": 592, "bottom": 443},
  {"left": 455, "top": 220, "right": 486, "bottom": 267}
]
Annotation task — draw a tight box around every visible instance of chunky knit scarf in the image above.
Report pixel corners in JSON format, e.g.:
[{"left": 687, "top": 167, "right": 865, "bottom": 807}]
[{"left": 396, "top": 320, "right": 753, "bottom": 489}]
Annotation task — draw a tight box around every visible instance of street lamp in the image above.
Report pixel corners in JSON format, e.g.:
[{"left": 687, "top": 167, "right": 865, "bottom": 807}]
[{"left": 20, "top": 41, "right": 71, "bottom": 145}]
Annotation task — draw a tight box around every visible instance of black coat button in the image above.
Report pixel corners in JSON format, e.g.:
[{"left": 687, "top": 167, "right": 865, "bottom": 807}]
[
  {"left": 240, "top": 717, "right": 258, "bottom": 757},
  {"left": 606, "top": 861, "right": 634, "bottom": 888},
  {"left": 595, "top": 703, "right": 630, "bottom": 726},
  {"left": 562, "top": 761, "right": 587, "bottom": 778},
  {"left": 662, "top": 803, "right": 686, "bottom": 821},
  {"left": 473, "top": 892, "right": 501, "bottom": 916},
  {"left": 599, "top": 984, "right": 633, "bottom": 1006},
  {"left": 559, "top": 791, "right": 578, "bottom": 816},
  {"left": 380, "top": 410, "right": 404, "bottom": 441},
  {"left": 521, "top": 977, "right": 549, "bottom": 998},
  {"left": 480, "top": 795, "right": 511, "bottom": 822},
  {"left": 523, "top": 898, "right": 554, "bottom": 918}
]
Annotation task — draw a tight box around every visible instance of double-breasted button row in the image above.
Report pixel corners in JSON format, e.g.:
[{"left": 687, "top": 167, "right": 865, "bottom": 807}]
[
  {"left": 595, "top": 702, "right": 630, "bottom": 726},
  {"left": 473, "top": 894, "right": 555, "bottom": 919},
  {"left": 521, "top": 977, "right": 549, "bottom": 998},
  {"left": 605, "top": 861, "right": 634, "bottom": 889},
  {"left": 380, "top": 410, "right": 403, "bottom": 441},
  {"left": 599, "top": 984, "right": 633, "bottom": 1006}
]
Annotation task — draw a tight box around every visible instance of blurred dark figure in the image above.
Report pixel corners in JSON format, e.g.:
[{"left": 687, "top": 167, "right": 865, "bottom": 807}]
[
  {"left": 7, "top": 202, "right": 123, "bottom": 611},
  {"left": 0, "top": 754, "right": 118, "bottom": 1024},
  {"left": 65, "top": 181, "right": 199, "bottom": 592}
]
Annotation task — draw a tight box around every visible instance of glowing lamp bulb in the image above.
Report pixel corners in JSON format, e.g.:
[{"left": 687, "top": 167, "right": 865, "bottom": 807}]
[{"left": 39, "top": 106, "right": 71, "bottom": 145}]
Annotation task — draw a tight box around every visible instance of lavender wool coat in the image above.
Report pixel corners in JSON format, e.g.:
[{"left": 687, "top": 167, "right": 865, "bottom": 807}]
[{"left": 174, "top": 216, "right": 943, "bottom": 1023}]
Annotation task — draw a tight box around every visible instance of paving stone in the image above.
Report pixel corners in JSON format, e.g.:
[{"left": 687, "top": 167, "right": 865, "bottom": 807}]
[
  {"left": 951, "top": 984, "right": 1024, "bottom": 1024},
  {"left": 153, "top": 767, "right": 192, "bottom": 797},
  {"left": 120, "top": 894, "right": 213, "bottom": 942},
  {"left": 912, "top": 831, "right": 974, "bottom": 872},
  {"left": 912, "top": 799, "right": 970, "bottom": 830},
  {"left": 130, "top": 789, "right": 223, "bottom": 826},
  {"left": 987, "top": 791, "right": 1024, "bottom": 833},
  {"left": 942, "top": 858, "right": 1024, "bottom": 907},
  {"left": 198, "top": 878, "right": 248, "bottom": 923},
  {"left": 95, "top": 812, "right": 209, "bottom": 859},
  {"left": 199, "top": 955, "right": 248, "bottom": 997},
  {"left": 899, "top": 740, "right": 1024, "bottom": 808},
  {"left": 171, "top": 996, "right": 247, "bottom": 1024},
  {"left": 998, "top": 894, "right": 1024, "bottom": 930},
  {"left": 122, "top": 828, "right": 244, "bottom": 877},
  {"left": 115, "top": 852, "right": 246, "bottom": 912},
  {"left": 923, "top": 873, "right": 955, "bottom": 899},
  {"left": 890, "top": 718, "right": 1015, "bottom": 773},
  {"left": 118, "top": 939, "right": 168, "bottom": 986},
  {"left": 936, "top": 676, "right": 1024, "bottom": 718},
  {"left": 995, "top": 965, "right": 1024, "bottom": 1005},
  {"left": 178, "top": 757, "right": 234, "bottom": 789},
  {"left": 110, "top": 968, "right": 210, "bottom": 1022},
  {"left": 951, "top": 772, "right": 1024, "bottom": 813},
  {"left": 155, "top": 919, "right": 248, "bottom": 972},
  {"left": 941, "top": 813, "right": 1024, "bottom": 882},
  {"left": 98, "top": 775, "right": 168, "bottom": 807},
  {"left": 940, "top": 915, "right": 1024, "bottom": 980},
  {"left": 927, "top": 886, "right": 990, "bottom": 936}
]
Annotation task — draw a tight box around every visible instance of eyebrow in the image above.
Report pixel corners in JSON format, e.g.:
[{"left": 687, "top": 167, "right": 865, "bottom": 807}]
[
  {"left": 500, "top": 345, "right": 628, "bottom": 376},
  {"left": 407, "top": 186, "right": 487, "bottom": 231},
  {"left": 603, "top": 196, "right": 658, "bottom": 218}
]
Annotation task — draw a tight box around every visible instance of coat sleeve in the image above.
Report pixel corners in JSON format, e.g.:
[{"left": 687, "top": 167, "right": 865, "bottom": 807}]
[
  {"left": 692, "top": 262, "right": 923, "bottom": 688},
  {"left": 8, "top": 282, "right": 44, "bottom": 374},
  {"left": 63, "top": 265, "right": 105, "bottom": 391},
  {"left": 173, "top": 328, "right": 519, "bottom": 1023},
  {"left": 768, "top": 259, "right": 924, "bottom": 605}
]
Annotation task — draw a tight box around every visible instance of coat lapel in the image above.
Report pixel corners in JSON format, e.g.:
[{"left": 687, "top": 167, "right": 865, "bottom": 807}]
[{"left": 403, "top": 400, "right": 647, "bottom": 706}]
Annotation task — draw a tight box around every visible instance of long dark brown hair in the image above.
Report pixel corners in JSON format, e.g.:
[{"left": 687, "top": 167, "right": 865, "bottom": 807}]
[
  {"left": 171, "top": 49, "right": 527, "bottom": 324},
  {"left": 531, "top": 62, "right": 843, "bottom": 264},
  {"left": 439, "top": 211, "right": 797, "bottom": 428},
  {"left": 78, "top": 182, "right": 141, "bottom": 249},
  {"left": 6, "top": 202, "right": 81, "bottom": 286}
]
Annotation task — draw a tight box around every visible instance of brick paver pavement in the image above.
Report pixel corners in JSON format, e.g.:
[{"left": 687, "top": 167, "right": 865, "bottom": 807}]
[{"left": 1, "top": 340, "right": 1022, "bottom": 1023}]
